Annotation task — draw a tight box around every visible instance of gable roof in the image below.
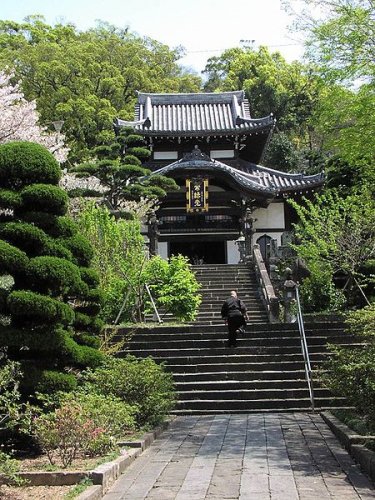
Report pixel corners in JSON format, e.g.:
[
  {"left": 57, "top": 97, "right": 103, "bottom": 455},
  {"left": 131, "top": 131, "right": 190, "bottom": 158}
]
[{"left": 114, "top": 91, "right": 275, "bottom": 137}]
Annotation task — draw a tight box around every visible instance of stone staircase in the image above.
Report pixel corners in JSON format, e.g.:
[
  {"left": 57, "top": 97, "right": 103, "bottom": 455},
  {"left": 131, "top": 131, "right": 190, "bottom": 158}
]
[
  {"left": 193, "top": 263, "right": 268, "bottom": 324},
  {"left": 117, "top": 320, "right": 356, "bottom": 414}
]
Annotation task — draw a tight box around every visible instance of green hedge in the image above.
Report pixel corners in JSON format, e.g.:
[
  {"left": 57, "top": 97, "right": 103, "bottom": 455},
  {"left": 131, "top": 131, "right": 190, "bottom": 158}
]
[
  {"left": 80, "top": 268, "right": 100, "bottom": 288},
  {"left": 0, "top": 240, "right": 28, "bottom": 275},
  {"left": 44, "top": 241, "right": 74, "bottom": 260},
  {"left": 21, "top": 367, "right": 78, "bottom": 393},
  {"left": 0, "top": 189, "right": 21, "bottom": 209},
  {"left": 26, "top": 256, "right": 83, "bottom": 296},
  {"left": 7, "top": 290, "right": 74, "bottom": 325},
  {"left": 0, "top": 142, "right": 61, "bottom": 189},
  {"left": 21, "top": 184, "right": 68, "bottom": 216},
  {"left": 0, "top": 222, "right": 49, "bottom": 256},
  {"left": 0, "top": 325, "right": 71, "bottom": 351},
  {"left": 62, "top": 336, "right": 104, "bottom": 368},
  {"left": 60, "top": 234, "right": 94, "bottom": 266},
  {"left": 75, "top": 333, "right": 101, "bottom": 349}
]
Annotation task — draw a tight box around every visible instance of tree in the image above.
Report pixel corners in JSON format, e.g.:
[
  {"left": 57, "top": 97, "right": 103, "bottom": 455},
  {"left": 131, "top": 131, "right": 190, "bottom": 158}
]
[
  {"left": 0, "top": 141, "right": 103, "bottom": 395},
  {"left": 284, "top": 0, "right": 375, "bottom": 182},
  {"left": 0, "top": 70, "right": 68, "bottom": 163},
  {"left": 289, "top": 188, "right": 375, "bottom": 310},
  {"left": 0, "top": 17, "right": 202, "bottom": 162},
  {"left": 285, "top": 0, "right": 375, "bottom": 82},
  {"left": 203, "top": 46, "right": 325, "bottom": 172},
  {"left": 71, "top": 127, "right": 178, "bottom": 212}
]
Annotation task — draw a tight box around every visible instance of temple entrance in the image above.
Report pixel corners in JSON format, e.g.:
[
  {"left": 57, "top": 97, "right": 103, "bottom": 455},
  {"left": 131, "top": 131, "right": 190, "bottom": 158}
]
[{"left": 169, "top": 241, "right": 226, "bottom": 264}]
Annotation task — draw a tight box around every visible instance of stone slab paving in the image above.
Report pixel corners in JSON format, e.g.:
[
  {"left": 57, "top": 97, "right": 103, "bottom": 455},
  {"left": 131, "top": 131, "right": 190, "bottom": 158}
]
[{"left": 102, "top": 413, "right": 375, "bottom": 500}]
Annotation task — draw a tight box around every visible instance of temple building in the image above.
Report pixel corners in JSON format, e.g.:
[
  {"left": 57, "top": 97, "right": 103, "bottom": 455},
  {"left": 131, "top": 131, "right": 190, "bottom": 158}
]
[{"left": 115, "top": 91, "right": 324, "bottom": 264}]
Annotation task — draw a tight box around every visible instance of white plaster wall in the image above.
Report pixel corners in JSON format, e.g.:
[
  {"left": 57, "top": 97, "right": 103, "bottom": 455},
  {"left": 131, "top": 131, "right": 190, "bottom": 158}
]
[
  {"left": 158, "top": 242, "right": 169, "bottom": 260},
  {"left": 253, "top": 202, "right": 285, "bottom": 229},
  {"left": 227, "top": 240, "right": 241, "bottom": 264}
]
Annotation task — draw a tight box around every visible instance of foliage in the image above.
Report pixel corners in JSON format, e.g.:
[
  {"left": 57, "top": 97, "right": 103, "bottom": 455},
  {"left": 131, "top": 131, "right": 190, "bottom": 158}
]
[
  {"left": 285, "top": 0, "right": 375, "bottom": 181},
  {"left": 61, "top": 392, "right": 137, "bottom": 438},
  {"left": 203, "top": 45, "right": 324, "bottom": 172},
  {"left": 33, "top": 403, "right": 110, "bottom": 467},
  {"left": 323, "top": 304, "right": 375, "bottom": 431},
  {"left": 0, "top": 141, "right": 103, "bottom": 396},
  {"left": 0, "top": 70, "right": 68, "bottom": 162},
  {"left": 72, "top": 127, "right": 178, "bottom": 210},
  {"left": 0, "top": 141, "right": 61, "bottom": 189},
  {"left": 0, "top": 357, "right": 22, "bottom": 431},
  {"left": 289, "top": 188, "right": 375, "bottom": 310},
  {"left": 0, "top": 451, "right": 24, "bottom": 486},
  {"left": 286, "top": 0, "right": 375, "bottom": 82},
  {"left": 144, "top": 255, "right": 202, "bottom": 322},
  {"left": 0, "top": 17, "right": 201, "bottom": 162},
  {"left": 77, "top": 202, "right": 146, "bottom": 323},
  {"left": 81, "top": 356, "right": 175, "bottom": 427}
]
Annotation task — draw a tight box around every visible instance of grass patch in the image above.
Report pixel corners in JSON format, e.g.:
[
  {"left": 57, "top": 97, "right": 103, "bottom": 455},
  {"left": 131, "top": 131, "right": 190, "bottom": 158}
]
[{"left": 64, "top": 478, "right": 93, "bottom": 499}]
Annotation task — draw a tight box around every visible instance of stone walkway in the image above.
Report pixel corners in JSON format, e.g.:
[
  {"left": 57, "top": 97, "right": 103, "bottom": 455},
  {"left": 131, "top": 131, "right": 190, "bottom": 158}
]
[{"left": 103, "top": 413, "right": 375, "bottom": 500}]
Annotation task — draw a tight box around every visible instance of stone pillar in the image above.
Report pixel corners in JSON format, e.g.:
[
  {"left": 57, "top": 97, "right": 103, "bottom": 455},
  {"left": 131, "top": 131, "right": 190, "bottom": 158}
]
[
  {"left": 147, "top": 213, "right": 159, "bottom": 257},
  {"left": 283, "top": 267, "right": 297, "bottom": 323}
]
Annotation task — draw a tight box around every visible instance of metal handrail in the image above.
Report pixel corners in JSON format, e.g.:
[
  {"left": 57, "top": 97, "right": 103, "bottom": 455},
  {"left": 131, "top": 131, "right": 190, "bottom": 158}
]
[{"left": 295, "top": 285, "right": 315, "bottom": 412}]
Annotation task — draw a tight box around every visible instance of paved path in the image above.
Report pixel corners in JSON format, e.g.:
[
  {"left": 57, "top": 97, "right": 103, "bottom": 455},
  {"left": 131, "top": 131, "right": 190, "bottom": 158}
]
[{"left": 103, "top": 413, "right": 375, "bottom": 500}]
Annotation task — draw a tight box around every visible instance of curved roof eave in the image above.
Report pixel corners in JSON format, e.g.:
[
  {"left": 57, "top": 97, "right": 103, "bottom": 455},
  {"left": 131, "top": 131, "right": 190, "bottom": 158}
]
[{"left": 151, "top": 158, "right": 278, "bottom": 196}]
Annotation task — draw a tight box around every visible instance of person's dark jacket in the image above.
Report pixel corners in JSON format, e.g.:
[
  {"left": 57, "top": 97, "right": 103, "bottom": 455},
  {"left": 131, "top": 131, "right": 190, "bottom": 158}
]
[{"left": 221, "top": 297, "right": 247, "bottom": 319}]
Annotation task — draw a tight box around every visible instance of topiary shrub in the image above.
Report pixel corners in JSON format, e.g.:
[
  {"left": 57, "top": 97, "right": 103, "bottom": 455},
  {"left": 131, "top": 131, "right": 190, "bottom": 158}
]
[
  {"left": 0, "top": 222, "right": 49, "bottom": 256},
  {"left": 25, "top": 256, "right": 83, "bottom": 297},
  {"left": 0, "top": 240, "right": 28, "bottom": 276},
  {"left": 0, "top": 142, "right": 61, "bottom": 189},
  {"left": 0, "top": 141, "right": 103, "bottom": 397},
  {"left": 20, "top": 184, "right": 68, "bottom": 215},
  {"left": 7, "top": 290, "right": 75, "bottom": 326}
]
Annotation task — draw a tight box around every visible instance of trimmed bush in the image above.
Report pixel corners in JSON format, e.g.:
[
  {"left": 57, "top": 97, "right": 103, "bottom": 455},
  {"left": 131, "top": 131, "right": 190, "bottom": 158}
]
[
  {"left": 80, "top": 268, "right": 100, "bottom": 288},
  {"left": 0, "top": 142, "right": 102, "bottom": 396},
  {"left": 0, "top": 240, "right": 28, "bottom": 276},
  {"left": 0, "top": 222, "right": 49, "bottom": 256},
  {"left": 60, "top": 234, "right": 94, "bottom": 266},
  {"left": 0, "top": 142, "right": 61, "bottom": 189},
  {"left": 21, "top": 184, "right": 68, "bottom": 215},
  {"left": 0, "top": 189, "right": 21, "bottom": 210},
  {"left": 62, "top": 336, "right": 104, "bottom": 368},
  {"left": 22, "top": 367, "right": 78, "bottom": 393},
  {"left": 26, "top": 256, "right": 83, "bottom": 297},
  {"left": 0, "top": 325, "right": 72, "bottom": 351},
  {"left": 7, "top": 290, "right": 74, "bottom": 325},
  {"left": 75, "top": 333, "right": 101, "bottom": 349},
  {"left": 44, "top": 241, "right": 74, "bottom": 260}
]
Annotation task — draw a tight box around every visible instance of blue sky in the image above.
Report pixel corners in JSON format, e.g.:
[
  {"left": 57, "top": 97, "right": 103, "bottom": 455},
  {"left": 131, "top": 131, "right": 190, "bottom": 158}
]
[{"left": 1, "top": 0, "right": 304, "bottom": 73}]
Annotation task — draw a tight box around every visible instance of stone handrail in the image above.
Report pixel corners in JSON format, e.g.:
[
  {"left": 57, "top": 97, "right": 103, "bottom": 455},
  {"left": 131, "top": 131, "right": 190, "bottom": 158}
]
[{"left": 252, "top": 244, "right": 280, "bottom": 323}]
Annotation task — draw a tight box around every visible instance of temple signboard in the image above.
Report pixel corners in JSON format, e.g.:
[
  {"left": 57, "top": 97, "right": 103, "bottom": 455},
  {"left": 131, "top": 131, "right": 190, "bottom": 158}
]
[{"left": 186, "top": 178, "right": 209, "bottom": 213}]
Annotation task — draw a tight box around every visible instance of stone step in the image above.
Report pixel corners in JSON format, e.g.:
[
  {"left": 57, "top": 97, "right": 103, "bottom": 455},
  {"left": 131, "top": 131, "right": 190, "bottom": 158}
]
[
  {"left": 173, "top": 396, "right": 348, "bottom": 412},
  {"left": 174, "top": 379, "right": 309, "bottom": 390},
  {"left": 163, "top": 360, "right": 326, "bottom": 373},
  {"left": 176, "top": 387, "right": 333, "bottom": 401},
  {"left": 172, "top": 370, "right": 308, "bottom": 382}
]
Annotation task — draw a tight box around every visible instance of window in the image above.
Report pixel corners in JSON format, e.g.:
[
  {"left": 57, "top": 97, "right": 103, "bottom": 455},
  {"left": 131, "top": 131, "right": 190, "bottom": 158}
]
[
  {"left": 153, "top": 151, "right": 178, "bottom": 160},
  {"left": 210, "top": 150, "right": 235, "bottom": 159}
]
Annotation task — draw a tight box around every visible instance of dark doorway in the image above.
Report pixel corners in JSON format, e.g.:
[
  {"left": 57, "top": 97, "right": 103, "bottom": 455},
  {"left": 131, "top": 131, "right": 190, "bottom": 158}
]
[
  {"left": 169, "top": 241, "right": 226, "bottom": 264},
  {"left": 256, "top": 234, "right": 272, "bottom": 261}
]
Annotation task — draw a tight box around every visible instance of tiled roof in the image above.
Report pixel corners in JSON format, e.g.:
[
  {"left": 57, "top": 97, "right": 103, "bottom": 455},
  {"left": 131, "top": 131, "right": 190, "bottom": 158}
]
[
  {"left": 150, "top": 148, "right": 324, "bottom": 196},
  {"left": 115, "top": 91, "right": 275, "bottom": 136}
]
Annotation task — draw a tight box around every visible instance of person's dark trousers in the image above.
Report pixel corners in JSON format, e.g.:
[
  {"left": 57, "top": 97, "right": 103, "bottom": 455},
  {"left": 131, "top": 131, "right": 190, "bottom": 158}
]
[{"left": 227, "top": 315, "right": 245, "bottom": 347}]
